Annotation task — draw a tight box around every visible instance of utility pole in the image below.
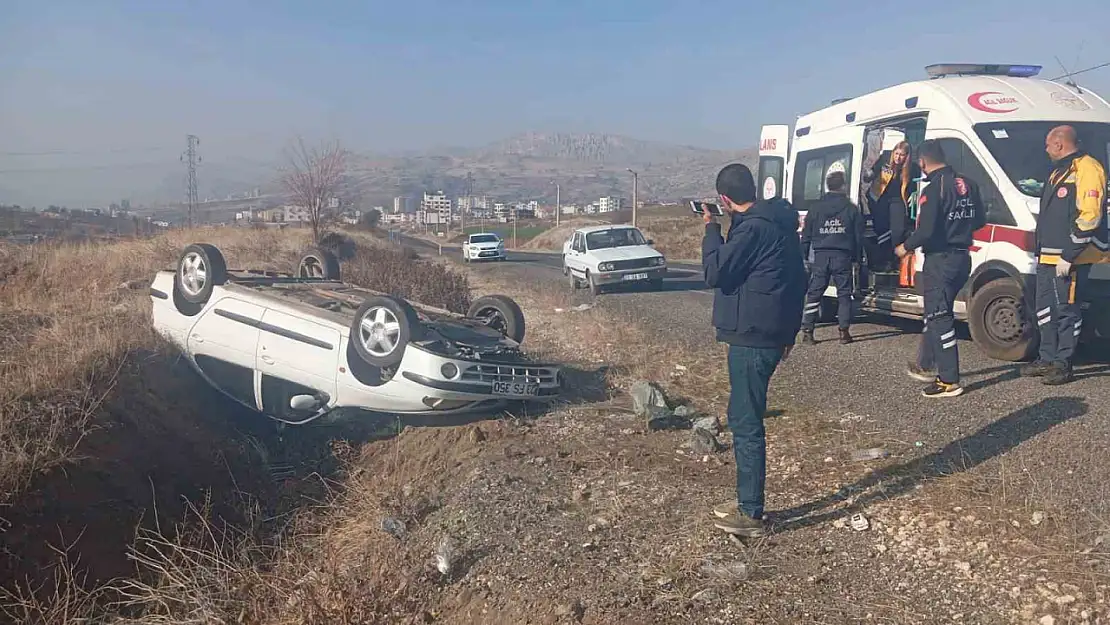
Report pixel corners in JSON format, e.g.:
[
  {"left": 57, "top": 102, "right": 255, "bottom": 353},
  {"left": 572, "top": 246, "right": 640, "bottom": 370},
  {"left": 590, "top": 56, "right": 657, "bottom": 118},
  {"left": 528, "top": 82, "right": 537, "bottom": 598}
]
[
  {"left": 552, "top": 181, "right": 561, "bottom": 227},
  {"left": 181, "top": 134, "right": 200, "bottom": 227},
  {"left": 627, "top": 168, "right": 638, "bottom": 227},
  {"left": 512, "top": 207, "right": 518, "bottom": 249}
]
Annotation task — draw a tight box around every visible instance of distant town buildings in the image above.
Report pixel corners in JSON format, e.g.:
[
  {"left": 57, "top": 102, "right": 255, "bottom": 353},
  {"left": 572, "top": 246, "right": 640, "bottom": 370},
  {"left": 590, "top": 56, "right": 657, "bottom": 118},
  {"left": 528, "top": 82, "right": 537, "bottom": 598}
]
[
  {"left": 597, "top": 196, "right": 623, "bottom": 213},
  {"left": 421, "top": 191, "right": 452, "bottom": 225},
  {"left": 392, "top": 196, "right": 410, "bottom": 214}
]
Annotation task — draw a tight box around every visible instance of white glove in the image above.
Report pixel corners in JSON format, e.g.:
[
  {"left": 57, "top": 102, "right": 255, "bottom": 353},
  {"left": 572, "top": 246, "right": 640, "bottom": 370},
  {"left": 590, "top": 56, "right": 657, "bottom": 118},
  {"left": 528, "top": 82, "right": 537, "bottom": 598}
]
[{"left": 1056, "top": 258, "right": 1072, "bottom": 278}]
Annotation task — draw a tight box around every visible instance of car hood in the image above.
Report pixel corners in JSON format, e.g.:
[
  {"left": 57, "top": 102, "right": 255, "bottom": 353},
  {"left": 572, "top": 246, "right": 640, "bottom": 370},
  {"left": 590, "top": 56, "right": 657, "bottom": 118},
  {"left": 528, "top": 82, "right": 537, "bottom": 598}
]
[{"left": 589, "top": 245, "right": 662, "bottom": 262}]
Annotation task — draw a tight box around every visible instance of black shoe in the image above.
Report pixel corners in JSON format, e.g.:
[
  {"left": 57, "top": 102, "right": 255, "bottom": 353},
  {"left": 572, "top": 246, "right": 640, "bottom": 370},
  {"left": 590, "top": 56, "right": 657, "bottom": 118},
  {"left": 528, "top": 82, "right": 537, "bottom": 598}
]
[
  {"left": 922, "top": 379, "right": 964, "bottom": 398},
  {"left": 1042, "top": 364, "right": 1075, "bottom": 386},
  {"left": 905, "top": 363, "right": 936, "bottom": 383},
  {"left": 801, "top": 330, "right": 817, "bottom": 346},
  {"left": 839, "top": 329, "right": 853, "bottom": 344},
  {"left": 1020, "top": 360, "right": 1054, "bottom": 377}
]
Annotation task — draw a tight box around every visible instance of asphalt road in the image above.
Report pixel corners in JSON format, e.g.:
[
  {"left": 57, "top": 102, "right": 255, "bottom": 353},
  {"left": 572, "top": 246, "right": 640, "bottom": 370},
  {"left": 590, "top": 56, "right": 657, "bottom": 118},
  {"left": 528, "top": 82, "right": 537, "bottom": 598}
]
[{"left": 410, "top": 235, "right": 1110, "bottom": 529}]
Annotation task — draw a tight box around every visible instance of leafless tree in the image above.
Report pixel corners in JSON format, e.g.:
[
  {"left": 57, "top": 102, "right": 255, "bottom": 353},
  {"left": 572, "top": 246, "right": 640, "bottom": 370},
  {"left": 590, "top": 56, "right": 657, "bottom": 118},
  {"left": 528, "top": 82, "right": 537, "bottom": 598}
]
[{"left": 279, "top": 137, "right": 348, "bottom": 242}]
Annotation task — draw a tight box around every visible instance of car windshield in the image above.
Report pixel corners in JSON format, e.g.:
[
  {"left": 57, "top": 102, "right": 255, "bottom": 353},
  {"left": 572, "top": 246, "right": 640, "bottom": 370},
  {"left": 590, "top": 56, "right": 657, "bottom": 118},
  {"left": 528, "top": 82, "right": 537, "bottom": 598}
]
[
  {"left": 469, "top": 234, "right": 499, "bottom": 243},
  {"left": 973, "top": 121, "right": 1110, "bottom": 197},
  {"left": 585, "top": 228, "right": 646, "bottom": 250}
]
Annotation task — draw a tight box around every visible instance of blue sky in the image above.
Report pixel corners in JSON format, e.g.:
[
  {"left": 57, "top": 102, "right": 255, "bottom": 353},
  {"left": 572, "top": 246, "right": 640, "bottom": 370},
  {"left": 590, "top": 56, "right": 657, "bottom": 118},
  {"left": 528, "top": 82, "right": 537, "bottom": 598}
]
[{"left": 2, "top": 0, "right": 1109, "bottom": 205}]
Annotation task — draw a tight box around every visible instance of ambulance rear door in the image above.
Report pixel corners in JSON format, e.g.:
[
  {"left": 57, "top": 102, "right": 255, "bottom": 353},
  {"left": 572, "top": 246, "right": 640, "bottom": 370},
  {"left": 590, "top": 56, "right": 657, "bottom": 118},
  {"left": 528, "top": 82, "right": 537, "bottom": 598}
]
[{"left": 758, "top": 125, "right": 790, "bottom": 201}]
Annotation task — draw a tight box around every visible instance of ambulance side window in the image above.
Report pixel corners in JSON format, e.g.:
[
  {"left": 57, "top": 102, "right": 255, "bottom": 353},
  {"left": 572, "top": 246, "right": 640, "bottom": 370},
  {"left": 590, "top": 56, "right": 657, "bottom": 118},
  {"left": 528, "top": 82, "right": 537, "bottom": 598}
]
[
  {"left": 935, "top": 138, "right": 1017, "bottom": 227},
  {"left": 791, "top": 144, "right": 853, "bottom": 214}
]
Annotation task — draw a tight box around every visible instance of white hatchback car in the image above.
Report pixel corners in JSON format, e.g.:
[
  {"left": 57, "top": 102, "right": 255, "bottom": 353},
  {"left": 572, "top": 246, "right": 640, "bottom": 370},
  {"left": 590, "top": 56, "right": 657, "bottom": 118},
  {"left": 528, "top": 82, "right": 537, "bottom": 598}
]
[
  {"left": 150, "top": 242, "right": 562, "bottom": 425},
  {"left": 463, "top": 232, "right": 506, "bottom": 262},
  {"left": 562, "top": 225, "right": 666, "bottom": 295}
]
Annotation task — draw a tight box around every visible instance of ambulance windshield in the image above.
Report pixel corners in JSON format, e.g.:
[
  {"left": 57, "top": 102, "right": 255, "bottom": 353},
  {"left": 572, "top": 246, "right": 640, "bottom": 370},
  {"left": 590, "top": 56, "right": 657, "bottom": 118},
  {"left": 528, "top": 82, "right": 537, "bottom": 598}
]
[{"left": 974, "top": 121, "right": 1110, "bottom": 197}]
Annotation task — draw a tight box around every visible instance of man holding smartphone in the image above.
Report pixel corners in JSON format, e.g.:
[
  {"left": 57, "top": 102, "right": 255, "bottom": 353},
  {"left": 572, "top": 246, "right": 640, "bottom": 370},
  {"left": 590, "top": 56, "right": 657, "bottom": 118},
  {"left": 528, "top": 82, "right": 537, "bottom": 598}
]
[{"left": 702, "top": 163, "right": 807, "bottom": 537}]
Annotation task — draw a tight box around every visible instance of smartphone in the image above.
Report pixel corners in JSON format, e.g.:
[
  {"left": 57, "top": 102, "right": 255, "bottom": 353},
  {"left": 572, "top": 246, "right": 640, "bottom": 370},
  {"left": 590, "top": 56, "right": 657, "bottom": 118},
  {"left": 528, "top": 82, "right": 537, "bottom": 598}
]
[{"left": 689, "top": 200, "right": 724, "bottom": 216}]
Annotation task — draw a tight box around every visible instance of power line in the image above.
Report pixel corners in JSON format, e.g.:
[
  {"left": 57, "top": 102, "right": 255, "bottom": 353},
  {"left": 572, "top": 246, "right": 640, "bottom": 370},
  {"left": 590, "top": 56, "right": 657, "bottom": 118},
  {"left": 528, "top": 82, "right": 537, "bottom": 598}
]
[
  {"left": 0, "top": 146, "right": 172, "bottom": 157},
  {"left": 0, "top": 161, "right": 177, "bottom": 174},
  {"left": 1050, "top": 61, "right": 1110, "bottom": 82}
]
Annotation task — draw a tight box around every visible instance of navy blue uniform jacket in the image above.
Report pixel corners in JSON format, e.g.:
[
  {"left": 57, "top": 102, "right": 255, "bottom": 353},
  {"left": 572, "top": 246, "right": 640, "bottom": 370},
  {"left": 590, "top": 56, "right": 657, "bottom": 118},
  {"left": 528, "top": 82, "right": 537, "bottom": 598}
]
[{"left": 702, "top": 198, "right": 807, "bottom": 348}]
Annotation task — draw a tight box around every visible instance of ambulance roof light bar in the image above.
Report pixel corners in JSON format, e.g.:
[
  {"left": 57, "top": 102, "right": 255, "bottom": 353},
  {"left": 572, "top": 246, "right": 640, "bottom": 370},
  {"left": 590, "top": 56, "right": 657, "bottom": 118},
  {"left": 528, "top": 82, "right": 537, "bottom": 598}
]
[{"left": 925, "top": 64, "right": 1043, "bottom": 79}]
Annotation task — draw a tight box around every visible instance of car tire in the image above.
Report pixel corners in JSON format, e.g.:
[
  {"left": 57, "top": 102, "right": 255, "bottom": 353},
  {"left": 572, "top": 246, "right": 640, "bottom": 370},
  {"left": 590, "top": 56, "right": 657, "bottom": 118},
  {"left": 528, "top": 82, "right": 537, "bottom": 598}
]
[
  {"left": 297, "top": 247, "right": 341, "bottom": 280},
  {"left": 587, "top": 271, "right": 601, "bottom": 296},
  {"left": 468, "top": 294, "right": 526, "bottom": 344},
  {"left": 967, "top": 277, "right": 1038, "bottom": 362},
  {"left": 350, "top": 295, "right": 425, "bottom": 368},
  {"left": 174, "top": 243, "right": 228, "bottom": 306}
]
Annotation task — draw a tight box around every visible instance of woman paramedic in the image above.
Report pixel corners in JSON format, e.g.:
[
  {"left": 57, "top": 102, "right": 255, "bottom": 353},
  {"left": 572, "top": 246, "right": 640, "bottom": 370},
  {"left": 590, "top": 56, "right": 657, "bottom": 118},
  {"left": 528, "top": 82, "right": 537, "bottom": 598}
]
[{"left": 863, "top": 140, "right": 917, "bottom": 272}]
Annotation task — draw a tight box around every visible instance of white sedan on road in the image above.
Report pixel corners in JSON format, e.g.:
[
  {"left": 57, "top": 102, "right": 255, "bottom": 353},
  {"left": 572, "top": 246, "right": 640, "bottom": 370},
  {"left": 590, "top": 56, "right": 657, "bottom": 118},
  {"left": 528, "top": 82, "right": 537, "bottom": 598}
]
[
  {"left": 463, "top": 232, "right": 507, "bottom": 262},
  {"left": 562, "top": 225, "right": 666, "bottom": 295},
  {"left": 150, "top": 242, "right": 561, "bottom": 425}
]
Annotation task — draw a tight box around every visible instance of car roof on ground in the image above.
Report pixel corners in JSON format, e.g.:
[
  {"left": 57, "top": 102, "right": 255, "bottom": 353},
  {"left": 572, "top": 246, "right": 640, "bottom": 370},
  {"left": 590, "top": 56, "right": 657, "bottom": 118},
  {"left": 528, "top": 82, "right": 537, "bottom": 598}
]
[{"left": 574, "top": 224, "right": 640, "bottom": 235}]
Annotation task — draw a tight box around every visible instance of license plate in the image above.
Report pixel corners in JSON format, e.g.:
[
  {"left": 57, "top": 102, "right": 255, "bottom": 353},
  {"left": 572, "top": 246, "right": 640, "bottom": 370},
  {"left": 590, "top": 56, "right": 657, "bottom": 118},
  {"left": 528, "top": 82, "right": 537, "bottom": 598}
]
[
  {"left": 492, "top": 380, "right": 539, "bottom": 396},
  {"left": 622, "top": 273, "right": 649, "bottom": 281}
]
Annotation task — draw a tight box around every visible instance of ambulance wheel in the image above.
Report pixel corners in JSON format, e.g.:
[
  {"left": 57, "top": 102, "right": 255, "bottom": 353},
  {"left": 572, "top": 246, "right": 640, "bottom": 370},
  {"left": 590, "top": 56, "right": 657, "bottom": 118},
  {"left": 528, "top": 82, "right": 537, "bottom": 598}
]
[{"left": 967, "top": 278, "right": 1038, "bottom": 362}]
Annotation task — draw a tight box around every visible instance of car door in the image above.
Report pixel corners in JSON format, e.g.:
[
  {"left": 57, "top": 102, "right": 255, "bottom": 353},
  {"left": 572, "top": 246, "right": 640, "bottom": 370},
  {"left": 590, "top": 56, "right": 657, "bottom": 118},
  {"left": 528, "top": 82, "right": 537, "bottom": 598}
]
[
  {"left": 186, "top": 296, "right": 263, "bottom": 410},
  {"left": 569, "top": 233, "right": 589, "bottom": 275},
  {"left": 256, "top": 308, "right": 341, "bottom": 421}
]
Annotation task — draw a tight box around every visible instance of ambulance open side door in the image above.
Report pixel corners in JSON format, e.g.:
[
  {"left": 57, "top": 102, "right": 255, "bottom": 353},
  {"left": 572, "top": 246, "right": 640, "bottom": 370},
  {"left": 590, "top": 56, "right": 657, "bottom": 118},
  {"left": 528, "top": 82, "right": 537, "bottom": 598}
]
[{"left": 758, "top": 125, "right": 790, "bottom": 201}]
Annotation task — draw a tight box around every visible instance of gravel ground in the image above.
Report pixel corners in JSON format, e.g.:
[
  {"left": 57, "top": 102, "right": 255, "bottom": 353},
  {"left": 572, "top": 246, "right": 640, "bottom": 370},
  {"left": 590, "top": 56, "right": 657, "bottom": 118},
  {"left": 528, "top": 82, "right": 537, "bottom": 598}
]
[{"left": 437, "top": 241, "right": 1110, "bottom": 533}]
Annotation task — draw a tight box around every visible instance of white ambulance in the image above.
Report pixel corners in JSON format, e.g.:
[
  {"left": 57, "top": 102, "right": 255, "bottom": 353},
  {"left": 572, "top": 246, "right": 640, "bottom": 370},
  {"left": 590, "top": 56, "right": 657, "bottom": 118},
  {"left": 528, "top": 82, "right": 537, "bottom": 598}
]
[{"left": 758, "top": 63, "right": 1110, "bottom": 362}]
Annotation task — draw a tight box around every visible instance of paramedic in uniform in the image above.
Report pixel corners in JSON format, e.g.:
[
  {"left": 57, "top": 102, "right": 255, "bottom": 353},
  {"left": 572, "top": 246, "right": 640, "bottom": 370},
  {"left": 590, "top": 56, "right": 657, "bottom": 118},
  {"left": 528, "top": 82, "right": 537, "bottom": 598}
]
[
  {"left": 863, "top": 141, "right": 917, "bottom": 271},
  {"left": 1020, "top": 125, "right": 1109, "bottom": 385},
  {"left": 896, "top": 140, "right": 986, "bottom": 398},
  {"left": 798, "top": 170, "right": 864, "bottom": 345}
]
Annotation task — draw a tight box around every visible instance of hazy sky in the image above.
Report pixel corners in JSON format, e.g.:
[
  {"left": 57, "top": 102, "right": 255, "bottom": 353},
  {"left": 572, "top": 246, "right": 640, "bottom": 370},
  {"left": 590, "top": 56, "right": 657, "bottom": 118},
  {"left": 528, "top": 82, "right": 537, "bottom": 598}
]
[{"left": 2, "top": 0, "right": 1109, "bottom": 206}]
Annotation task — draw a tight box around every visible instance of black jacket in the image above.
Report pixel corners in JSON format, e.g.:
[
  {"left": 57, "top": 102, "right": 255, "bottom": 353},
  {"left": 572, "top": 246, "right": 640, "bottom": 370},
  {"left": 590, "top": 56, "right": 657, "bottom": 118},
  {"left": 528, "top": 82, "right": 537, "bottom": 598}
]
[
  {"left": 703, "top": 198, "right": 807, "bottom": 348},
  {"left": 1035, "top": 151, "right": 1109, "bottom": 266},
  {"left": 902, "top": 165, "right": 986, "bottom": 254},
  {"left": 799, "top": 193, "right": 864, "bottom": 261}
]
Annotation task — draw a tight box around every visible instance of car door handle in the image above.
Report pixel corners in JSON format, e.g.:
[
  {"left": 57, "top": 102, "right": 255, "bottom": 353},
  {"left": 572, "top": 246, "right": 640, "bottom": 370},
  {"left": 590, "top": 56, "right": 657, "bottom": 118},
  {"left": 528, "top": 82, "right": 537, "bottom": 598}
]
[
  {"left": 190, "top": 333, "right": 204, "bottom": 343},
  {"left": 260, "top": 355, "right": 274, "bottom": 365}
]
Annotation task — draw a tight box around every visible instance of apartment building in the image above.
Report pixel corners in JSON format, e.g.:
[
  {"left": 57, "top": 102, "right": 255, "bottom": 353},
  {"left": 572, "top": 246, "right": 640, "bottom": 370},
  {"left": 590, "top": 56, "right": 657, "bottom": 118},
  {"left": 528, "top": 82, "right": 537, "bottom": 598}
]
[{"left": 597, "top": 196, "right": 623, "bottom": 213}]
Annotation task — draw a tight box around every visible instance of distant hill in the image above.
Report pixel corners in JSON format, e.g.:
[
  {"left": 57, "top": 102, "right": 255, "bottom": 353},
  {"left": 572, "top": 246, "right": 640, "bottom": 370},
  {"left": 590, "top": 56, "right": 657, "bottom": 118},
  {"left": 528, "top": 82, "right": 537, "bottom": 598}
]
[{"left": 339, "top": 132, "right": 757, "bottom": 207}]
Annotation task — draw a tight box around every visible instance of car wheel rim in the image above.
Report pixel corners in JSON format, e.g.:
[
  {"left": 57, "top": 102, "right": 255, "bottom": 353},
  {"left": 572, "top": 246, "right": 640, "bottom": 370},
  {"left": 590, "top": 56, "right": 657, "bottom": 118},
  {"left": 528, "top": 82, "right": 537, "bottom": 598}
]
[
  {"left": 474, "top": 306, "right": 508, "bottom": 334},
  {"left": 985, "top": 295, "right": 1023, "bottom": 344},
  {"left": 299, "top": 256, "right": 323, "bottom": 278},
  {"left": 359, "top": 307, "right": 402, "bottom": 357},
  {"left": 179, "top": 252, "right": 207, "bottom": 296}
]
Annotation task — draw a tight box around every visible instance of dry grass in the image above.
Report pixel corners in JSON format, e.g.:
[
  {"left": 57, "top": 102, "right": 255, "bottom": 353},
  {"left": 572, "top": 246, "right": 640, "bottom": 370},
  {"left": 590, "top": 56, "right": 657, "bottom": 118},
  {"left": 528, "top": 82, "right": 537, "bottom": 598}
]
[
  {"left": 0, "top": 228, "right": 310, "bottom": 501},
  {"left": 0, "top": 228, "right": 471, "bottom": 502},
  {"left": 636, "top": 216, "right": 705, "bottom": 261},
  {"left": 6, "top": 227, "right": 1107, "bottom": 624}
]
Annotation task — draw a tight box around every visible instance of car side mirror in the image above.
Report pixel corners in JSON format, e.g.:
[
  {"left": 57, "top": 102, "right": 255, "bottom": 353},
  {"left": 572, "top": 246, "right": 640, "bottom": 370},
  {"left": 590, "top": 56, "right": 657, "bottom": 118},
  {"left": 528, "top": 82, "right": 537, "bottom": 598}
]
[
  {"left": 646, "top": 239, "right": 655, "bottom": 245},
  {"left": 290, "top": 394, "right": 320, "bottom": 411}
]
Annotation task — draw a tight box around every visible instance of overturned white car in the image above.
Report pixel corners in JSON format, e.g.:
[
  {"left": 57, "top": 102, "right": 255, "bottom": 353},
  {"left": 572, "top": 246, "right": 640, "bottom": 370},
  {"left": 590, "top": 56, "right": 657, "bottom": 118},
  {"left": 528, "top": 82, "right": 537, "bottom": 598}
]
[{"left": 150, "top": 242, "right": 562, "bottom": 425}]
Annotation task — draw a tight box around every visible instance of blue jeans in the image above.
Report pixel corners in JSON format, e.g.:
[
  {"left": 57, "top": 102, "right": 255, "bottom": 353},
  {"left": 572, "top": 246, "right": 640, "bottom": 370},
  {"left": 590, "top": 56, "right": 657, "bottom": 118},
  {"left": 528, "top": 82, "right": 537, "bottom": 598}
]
[{"left": 726, "top": 344, "right": 784, "bottom": 520}]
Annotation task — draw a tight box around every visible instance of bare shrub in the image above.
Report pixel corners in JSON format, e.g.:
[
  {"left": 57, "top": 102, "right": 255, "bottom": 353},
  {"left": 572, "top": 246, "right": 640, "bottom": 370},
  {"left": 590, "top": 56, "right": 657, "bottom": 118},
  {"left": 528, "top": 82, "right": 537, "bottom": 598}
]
[{"left": 343, "top": 243, "right": 471, "bottom": 313}]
